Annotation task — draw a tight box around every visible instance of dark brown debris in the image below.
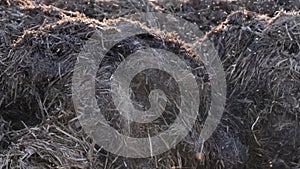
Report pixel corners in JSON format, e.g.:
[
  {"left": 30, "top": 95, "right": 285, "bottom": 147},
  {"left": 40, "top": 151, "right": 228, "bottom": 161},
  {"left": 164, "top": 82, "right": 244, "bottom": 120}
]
[{"left": 0, "top": 0, "right": 299, "bottom": 169}]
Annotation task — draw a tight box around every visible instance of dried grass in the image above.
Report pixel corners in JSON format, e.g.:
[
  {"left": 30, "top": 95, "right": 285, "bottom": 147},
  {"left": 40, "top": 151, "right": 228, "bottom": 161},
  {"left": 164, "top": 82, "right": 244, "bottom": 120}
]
[
  {"left": 0, "top": 0, "right": 299, "bottom": 168},
  {"left": 207, "top": 10, "right": 300, "bottom": 168}
]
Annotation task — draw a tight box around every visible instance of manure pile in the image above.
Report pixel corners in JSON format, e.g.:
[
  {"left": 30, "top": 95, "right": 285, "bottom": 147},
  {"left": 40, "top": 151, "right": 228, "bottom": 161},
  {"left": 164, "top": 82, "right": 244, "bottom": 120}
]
[{"left": 0, "top": 0, "right": 299, "bottom": 168}]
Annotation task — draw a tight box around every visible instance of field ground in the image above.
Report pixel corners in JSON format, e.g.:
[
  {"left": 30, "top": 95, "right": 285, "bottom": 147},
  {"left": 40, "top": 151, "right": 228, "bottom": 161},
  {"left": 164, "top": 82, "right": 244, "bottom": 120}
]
[{"left": 0, "top": 0, "right": 299, "bottom": 168}]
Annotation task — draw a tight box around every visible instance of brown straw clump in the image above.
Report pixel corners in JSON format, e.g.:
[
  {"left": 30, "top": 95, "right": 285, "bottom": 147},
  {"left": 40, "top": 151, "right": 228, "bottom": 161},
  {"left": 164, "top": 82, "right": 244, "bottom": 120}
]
[
  {"left": 1, "top": 0, "right": 299, "bottom": 168},
  {"left": 0, "top": 3, "right": 247, "bottom": 167},
  {"left": 148, "top": 0, "right": 299, "bottom": 33},
  {"left": 207, "top": 10, "right": 300, "bottom": 168},
  {"left": 33, "top": 0, "right": 152, "bottom": 20},
  {"left": 0, "top": 0, "right": 84, "bottom": 53},
  {"left": 0, "top": 7, "right": 112, "bottom": 167}
]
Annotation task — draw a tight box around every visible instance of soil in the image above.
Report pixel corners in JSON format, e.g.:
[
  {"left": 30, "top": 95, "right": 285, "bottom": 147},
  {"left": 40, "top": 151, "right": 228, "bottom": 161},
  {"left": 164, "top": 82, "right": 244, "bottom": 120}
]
[{"left": 0, "top": 0, "right": 299, "bottom": 168}]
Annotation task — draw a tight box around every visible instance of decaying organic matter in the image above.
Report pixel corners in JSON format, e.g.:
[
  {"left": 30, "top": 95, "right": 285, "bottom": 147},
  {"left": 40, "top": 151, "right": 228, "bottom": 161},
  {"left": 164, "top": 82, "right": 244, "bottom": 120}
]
[
  {"left": 0, "top": 0, "right": 299, "bottom": 169},
  {"left": 207, "top": 10, "right": 300, "bottom": 168}
]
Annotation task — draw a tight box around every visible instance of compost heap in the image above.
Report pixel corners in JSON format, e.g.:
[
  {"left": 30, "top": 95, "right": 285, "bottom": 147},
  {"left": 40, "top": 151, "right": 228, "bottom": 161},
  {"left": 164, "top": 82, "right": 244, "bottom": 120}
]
[{"left": 0, "top": 0, "right": 299, "bottom": 168}]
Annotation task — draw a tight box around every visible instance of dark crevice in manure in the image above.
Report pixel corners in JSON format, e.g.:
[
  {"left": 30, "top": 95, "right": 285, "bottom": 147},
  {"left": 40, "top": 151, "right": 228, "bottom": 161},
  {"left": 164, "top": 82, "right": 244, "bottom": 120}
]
[
  {"left": 95, "top": 32, "right": 209, "bottom": 138},
  {"left": 92, "top": 18, "right": 248, "bottom": 169}
]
